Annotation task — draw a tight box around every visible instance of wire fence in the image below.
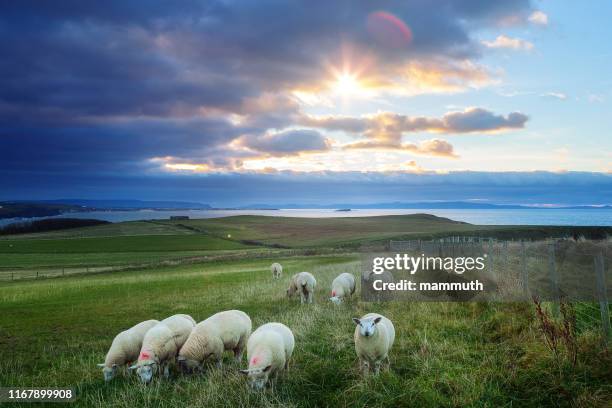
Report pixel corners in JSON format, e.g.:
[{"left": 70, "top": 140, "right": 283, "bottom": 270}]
[
  {"left": 0, "top": 247, "right": 353, "bottom": 283},
  {"left": 389, "top": 237, "right": 611, "bottom": 346}
]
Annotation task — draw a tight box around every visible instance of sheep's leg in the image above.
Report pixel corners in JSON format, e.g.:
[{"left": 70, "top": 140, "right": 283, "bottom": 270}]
[
  {"left": 234, "top": 346, "right": 244, "bottom": 363},
  {"left": 163, "top": 363, "right": 170, "bottom": 379},
  {"left": 215, "top": 359, "right": 222, "bottom": 369},
  {"left": 300, "top": 292, "right": 306, "bottom": 304},
  {"left": 373, "top": 361, "right": 382, "bottom": 376},
  {"left": 360, "top": 359, "right": 369, "bottom": 377}
]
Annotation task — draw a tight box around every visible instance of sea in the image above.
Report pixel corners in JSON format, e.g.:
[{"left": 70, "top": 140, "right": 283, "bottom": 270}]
[{"left": 1, "top": 208, "right": 611, "bottom": 227}]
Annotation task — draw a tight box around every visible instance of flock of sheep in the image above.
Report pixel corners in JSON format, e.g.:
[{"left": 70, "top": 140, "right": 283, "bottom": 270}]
[{"left": 98, "top": 262, "right": 395, "bottom": 389}]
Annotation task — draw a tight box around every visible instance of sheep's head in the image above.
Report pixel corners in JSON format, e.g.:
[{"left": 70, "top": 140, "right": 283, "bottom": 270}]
[
  {"left": 240, "top": 365, "right": 272, "bottom": 390},
  {"left": 329, "top": 296, "right": 342, "bottom": 305},
  {"left": 97, "top": 363, "right": 118, "bottom": 382},
  {"left": 286, "top": 286, "right": 296, "bottom": 298},
  {"left": 177, "top": 356, "right": 203, "bottom": 374},
  {"left": 352, "top": 316, "right": 382, "bottom": 337},
  {"left": 130, "top": 361, "right": 157, "bottom": 384}
]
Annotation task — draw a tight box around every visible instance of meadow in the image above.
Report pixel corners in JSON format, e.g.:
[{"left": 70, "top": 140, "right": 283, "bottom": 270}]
[{"left": 0, "top": 215, "right": 610, "bottom": 407}]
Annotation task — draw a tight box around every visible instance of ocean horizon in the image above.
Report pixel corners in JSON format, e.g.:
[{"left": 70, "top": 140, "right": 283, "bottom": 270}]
[{"left": 1, "top": 207, "right": 611, "bottom": 227}]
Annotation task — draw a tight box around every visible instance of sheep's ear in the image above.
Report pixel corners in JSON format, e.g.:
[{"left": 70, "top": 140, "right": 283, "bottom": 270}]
[
  {"left": 352, "top": 318, "right": 361, "bottom": 325},
  {"left": 263, "top": 365, "right": 272, "bottom": 372},
  {"left": 97, "top": 363, "right": 105, "bottom": 367},
  {"left": 239, "top": 369, "right": 250, "bottom": 375},
  {"left": 373, "top": 317, "right": 382, "bottom": 324}
]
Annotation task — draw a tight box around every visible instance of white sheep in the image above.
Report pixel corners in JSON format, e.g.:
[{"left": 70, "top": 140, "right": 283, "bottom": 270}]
[
  {"left": 271, "top": 262, "right": 283, "bottom": 279},
  {"left": 240, "top": 322, "right": 294, "bottom": 390},
  {"left": 130, "top": 314, "right": 196, "bottom": 383},
  {"left": 352, "top": 313, "right": 395, "bottom": 376},
  {"left": 178, "top": 310, "right": 252, "bottom": 373},
  {"left": 97, "top": 319, "right": 159, "bottom": 382},
  {"left": 286, "top": 272, "right": 316, "bottom": 304},
  {"left": 329, "top": 272, "right": 356, "bottom": 305}
]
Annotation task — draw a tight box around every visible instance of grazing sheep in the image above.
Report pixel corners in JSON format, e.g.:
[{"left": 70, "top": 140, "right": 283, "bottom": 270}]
[
  {"left": 240, "top": 323, "right": 294, "bottom": 390},
  {"left": 271, "top": 262, "right": 283, "bottom": 279},
  {"left": 352, "top": 313, "right": 395, "bottom": 376},
  {"left": 329, "top": 272, "right": 356, "bottom": 305},
  {"left": 130, "top": 314, "right": 196, "bottom": 383},
  {"left": 178, "top": 310, "right": 252, "bottom": 373},
  {"left": 97, "top": 319, "right": 159, "bottom": 382},
  {"left": 286, "top": 272, "right": 316, "bottom": 304}
]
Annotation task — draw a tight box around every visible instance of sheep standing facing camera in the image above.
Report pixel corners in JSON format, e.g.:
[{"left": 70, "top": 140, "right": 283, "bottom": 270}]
[
  {"left": 352, "top": 313, "right": 395, "bottom": 376},
  {"left": 98, "top": 319, "right": 159, "bottom": 382},
  {"left": 329, "top": 272, "right": 356, "bottom": 304},
  {"left": 178, "top": 310, "right": 252, "bottom": 373},
  {"left": 286, "top": 272, "right": 316, "bottom": 304},
  {"left": 271, "top": 263, "right": 283, "bottom": 279},
  {"left": 240, "top": 322, "right": 294, "bottom": 390},
  {"left": 130, "top": 314, "right": 196, "bottom": 383}
]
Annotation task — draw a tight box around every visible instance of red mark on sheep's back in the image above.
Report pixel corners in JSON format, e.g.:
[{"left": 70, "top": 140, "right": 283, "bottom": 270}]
[
  {"left": 250, "top": 356, "right": 259, "bottom": 365},
  {"left": 332, "top": 291, "right": 336, "bottom": 297},
  {"left": 140, "top": 351, "right": 150, "bottom": 359}
]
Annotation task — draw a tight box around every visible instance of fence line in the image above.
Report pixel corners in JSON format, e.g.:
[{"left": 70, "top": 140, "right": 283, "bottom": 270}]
[{"left": 389, "top": 237, "right": 611, "bottom": 346}]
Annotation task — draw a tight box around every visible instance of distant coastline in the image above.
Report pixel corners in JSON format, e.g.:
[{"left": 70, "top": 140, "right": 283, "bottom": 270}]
[{"left": 1, "top": 200, "right": 611, "bottom": 222}]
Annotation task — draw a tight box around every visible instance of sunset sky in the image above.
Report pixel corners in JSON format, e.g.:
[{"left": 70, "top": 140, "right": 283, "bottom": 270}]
[{"left": 1, "top": 1, "right": 611, "bottom": 206}]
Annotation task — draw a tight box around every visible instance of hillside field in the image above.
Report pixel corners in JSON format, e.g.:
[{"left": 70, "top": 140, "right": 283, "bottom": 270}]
[
  {"left": 1, "top": 255, "right": 610, "bottom": 407},
  {"left": 0, "top": 215, "right": 610, "bottom": 407}
]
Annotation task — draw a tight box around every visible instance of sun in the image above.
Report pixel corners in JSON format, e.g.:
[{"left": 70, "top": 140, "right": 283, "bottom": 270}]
[{"left": 334, "top": 72, "right": 361, "bottom": 95}]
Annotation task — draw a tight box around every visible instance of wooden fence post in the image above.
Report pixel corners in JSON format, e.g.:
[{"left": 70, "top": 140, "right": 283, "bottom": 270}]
[
  {"left": 594, "top": 253, "right": 610, "bottom": 345},
  {"left": 521, "top": 240, "right": 529, "bottom": 297},
  {"left": 488, "top": 239, "right": 494, "bottom": 278},
  {"left": 548, "top": 243, "right": 560, "bottom": 318},
  {"left": 504, "top": 241, "right": 509, "bottom": 268}
]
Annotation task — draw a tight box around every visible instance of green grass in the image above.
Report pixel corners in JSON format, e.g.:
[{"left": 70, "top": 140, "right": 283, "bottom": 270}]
[
  {"left": 0, "top": 220, "right": 197, "bottom": 240},
  {"left": 0, "top": 234, "right": 248, "bottom": 254},
  {"left": 162, "top": 214, "right": 481, "bottom": 247},
  {"left": 0, "top": 233, "right": 253, "bottom": 272},
  {"left": 0, "top": 256, "right": 609, "bottom": 407}
]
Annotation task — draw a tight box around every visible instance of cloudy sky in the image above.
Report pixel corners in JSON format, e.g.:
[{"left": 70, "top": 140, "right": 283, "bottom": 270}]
[{"left": 1, "top": 1, "right": 611, "bottom": 206}]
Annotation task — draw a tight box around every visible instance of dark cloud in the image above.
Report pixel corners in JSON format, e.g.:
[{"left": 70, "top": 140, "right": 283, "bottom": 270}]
[
  {"left": 237, "top": 130, "right": 331, "bottom": 156},
  {"left": 0, "top": 0, "right": 540, "bottom": 198},
  {"left": 303, "top": 108, "right": 528, "bottom": 137},
  {"left": 1, "top": 170, "right": 609, "bottom": 207},
  {"left": 0, "top": 118, "right": 252, "bottom": 173},
  {"left": 0, "top": 0, "right": 534, "bottom": 123},
  {"left": 441, "top": 108, "right": 528, "bottom": 133}
]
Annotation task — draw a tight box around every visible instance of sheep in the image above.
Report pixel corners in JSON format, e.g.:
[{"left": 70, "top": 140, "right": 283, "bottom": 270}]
[
  {"left": 352, "top": 313, "right": 395, "bottom": 376},
  {"left": 329, "top": 272, "right": 356, "bottom": 305},
  {"left": 240, "top": 322, "right": 294, "bottom": 390},
  {"left": 97, "top": 319, "right": 159, "bottom": 382},
  {"left": 286, "top": 272, "right": 316, "bottom": 304},
  {"left": 177, "top": 310, "right": 252, "bottom": 374},
  {"left": 130, "top": 314, "right": 196, "bottom": 383},
  {"left": 271, "top": 262, "right": 283, "bottom": 279}
]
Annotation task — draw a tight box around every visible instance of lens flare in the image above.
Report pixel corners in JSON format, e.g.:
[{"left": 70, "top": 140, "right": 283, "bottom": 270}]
[{"left": 366, "top": 11, "right": 413, "bottom": 48}]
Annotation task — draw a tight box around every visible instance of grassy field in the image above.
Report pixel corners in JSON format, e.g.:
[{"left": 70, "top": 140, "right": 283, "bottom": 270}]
[
  {"left": 0, "top": 215, "right": 610, "bottom": 407},
  {"left": 0, "top": 255, "right": 610, "bottom": 407}
]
